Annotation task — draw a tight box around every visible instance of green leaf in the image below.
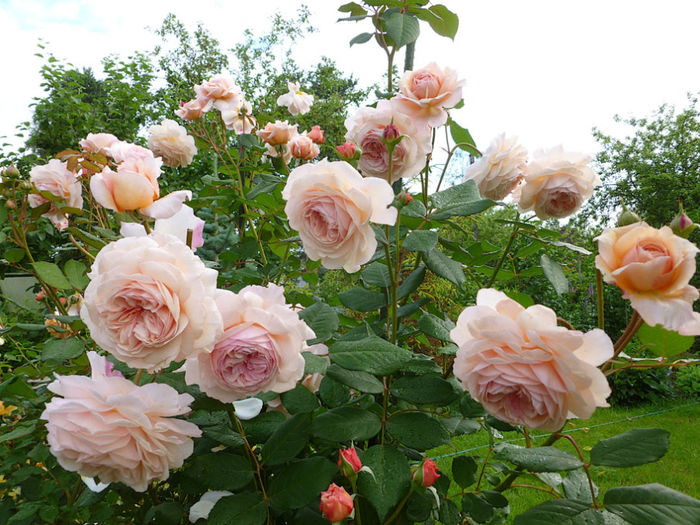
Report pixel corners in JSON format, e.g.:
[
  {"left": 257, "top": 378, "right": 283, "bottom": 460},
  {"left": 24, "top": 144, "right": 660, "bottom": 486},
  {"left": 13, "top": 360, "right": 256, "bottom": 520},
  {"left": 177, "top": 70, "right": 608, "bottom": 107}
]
[
  {"left": 357, "top": 445, "right": 411, "bottom": 521},
  {"left": 3, "top": 247, "right": 25, "bottom": 263},
  {"left": 494, "top": 444, "right": 583, "bottom": 472},
  {"left": 439, "top": 499, "right": 461, "bottom": 525},
  {"left": 312, "top": 406, "right": 381, "bottom": 441},
  {"left": 0, "top": 422, "right": 37, "bottom": 444},
  {"left": 269, "top": 458, "right": 337, "bottom": 510},
  {"left": 32, "top": 261, "right": 72, "bottom": 289},
  {"left": 338, "top": 1, "right": 367, "bottom": 16},
  {"left": 402, "top": 198, "right": 427, "bottom": 218},
  {"left": 261, "top": 413, "right": 311, "bottom": 465},
  {"left": 417, "top": 312, "right": 455, "bottom": 341},
  {"left": 398, "top": 265, "right": 426, "bottom": 299},
  {"left": 562, "top": 470, "right": 597, "bottom": 504},
  {"left": 319, "top": 376, "right": 351, "bottom": 408},
  {"left": 604, "top": 484, "right": 700, "bottom": 525},
  {"left": 387, "top": 412, "right": 451, "bottom": 450},
  {"left": 303, "top": 351, "right": 329, "bottom": 375},
  {"left": 362, "top": 261, "right": 391, "bottom": 288},
  {"left": 452, "top": 455, "right": 478, "bottom": 488},
  {"left": 184, "top": 453, "right": 253, "bottom": 491},
  {"left": 590, "top": 428, "right": 670, "bottom": 467},
  {"left": 203, "top": 427, "right": 245, "bottom": 448},
  {"left": 383, "top": 12, "right": 420, "bottom": 48},
  {"left": 514, "top": 499, "right": 615, "bottom": 525},
  {"left": 242, "top": 411, "right": 286, "bottom": 444},
  {"left": 423, "top": 248, "right": 465, "bottom": 286},
  {"left": 403, "top": 230, "right": 438, "bottom": 252},
  {"left": 429, "top": 179, "right": 493, "bottom": 220},
  {"left": 540, "top": 254, "right": 569, "bottom": 295},
  {"left": 281, "top": 384, "right": 320, "bottom": 414},
  {"left": 350, "top": 32, "right": 373, "bottom": 46},
  {"left": 330, "top": 336, "right": 413, "bottom": 375},
  {"left": 209, "top": 492, "right": 267, "bottom": 525},
  {"left": 143, "top": 502, "right": 184, "bottom": 525},
  {"left": 391, "top": 375, "right": 458, "bottom": 405},
  {"left": 449, "top": 120, "right": 479, "bottom": 156},
  {"left": 41, "top": 337, "right": 85, "bottom": 361},
  {"left": 64, "top": 259, "right": 89, "bottom": 290},
  {"left": 636, "top": 324, "right": 694, "bottom": 358},
  {"left": 325, "top": 364, "right": 384, "bottom": 394},
  {"left": 338, "top": 287, "right": 386, "bottom": 311},
  {"left": 425, "top": 4, "right": 459, "bottom": 39},
  {"left": 298, "top": 301, "right": 339, "bottom": 343}
]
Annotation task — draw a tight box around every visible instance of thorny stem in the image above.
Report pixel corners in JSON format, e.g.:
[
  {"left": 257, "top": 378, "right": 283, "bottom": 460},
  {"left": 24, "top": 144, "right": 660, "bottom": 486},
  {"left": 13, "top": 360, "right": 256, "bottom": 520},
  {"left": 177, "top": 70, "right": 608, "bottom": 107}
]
[
  {"left": 602, "top": 311, "right": 643, "bottom": 372},
  {"left": 557, "top": 433, "right": 599, "bottom": 508},
  {"left": 486, "top": 221, "right": 520, "bottom": 288},
  {"left": 227, "top": 407, "right": 269, "bottom": 506}
]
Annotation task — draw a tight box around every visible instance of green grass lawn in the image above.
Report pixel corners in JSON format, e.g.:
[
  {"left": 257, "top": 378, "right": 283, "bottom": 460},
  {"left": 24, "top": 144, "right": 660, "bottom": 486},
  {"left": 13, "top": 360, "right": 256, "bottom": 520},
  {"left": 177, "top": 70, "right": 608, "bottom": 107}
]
[{"left": 430, "top": 399, "right": 700, "bottom": 521}]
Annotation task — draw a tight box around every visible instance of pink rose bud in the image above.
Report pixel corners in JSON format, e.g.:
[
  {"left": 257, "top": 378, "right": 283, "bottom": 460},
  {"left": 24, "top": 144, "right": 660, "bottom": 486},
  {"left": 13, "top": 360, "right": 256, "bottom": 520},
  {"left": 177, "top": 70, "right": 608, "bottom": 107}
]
[
  {"left": 4, "top": 200, "right": 16, "bottom": 209},
  {"left": 670, "top": 208, "right": 696, "bottom": 239},
  {"left": 36, "top": 290, "right": 46, "bottom": 301},
  {"left": 6, "top": 166, "right": 19, "bottom": 178},
  {"left": 59, "top": 297, "right": 67, "bottom": 305},
  {"left": 319, "top": 483, "right": 353, "bottom": 523},
  {"left": 336, "top": 142, "right": 356, "bottom": 159},
  {"left": 383, "top": 124, "right": 401, "bottom": 141},
  {"left": 307, "top": 125, "right": 325, "bottom": 144},
  {"left": 337, "top": 447, "right": 362, "bottom": 477},
  {"left": 413, "top": 458, "right": 440, "bottom": 487}
]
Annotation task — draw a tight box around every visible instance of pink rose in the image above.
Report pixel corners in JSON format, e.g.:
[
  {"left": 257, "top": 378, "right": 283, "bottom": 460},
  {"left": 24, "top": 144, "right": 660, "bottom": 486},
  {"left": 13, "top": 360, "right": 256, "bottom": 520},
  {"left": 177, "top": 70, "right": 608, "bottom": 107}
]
[
  {"left": 282, "top": 160, "right": 397, "bottom": 273},
  {"left": 147, "top": 119, "right": 197, "bottom": 168},
  {"left": 105, "top": 141, "right": 154, "bottom": 163},
  {"left": 289, "top": 134, "right": 320, "bottom": 160},
  {"left": 306, "top": 125, "right": 325, "bottom": 144},
  {"left": 450, "top": 289, "right": 613, "bottom": 431},
  {"left": 514, "top": 146, "right": 600, "bottom": 219},
  {"left": 220, "top": 100, "right": 257, "bottom": 134},
  {"left": 185, "top": 284, "right": 315, "bottom": 402},
  {"left": 80, "top": 232, "right": 222, "bottom": 372},
  {"left": 41, "top": 351, "right": 201, "bottom": 492},
  {"left": 320, "top": 483, "right": 354, "bottom": 523},
  {"left": 276, "top": 81, "right": 314, "bottom": 116},
  {"left": 174, "top": 97, "right": 212, "bottom": 121},
  {"left": 338, "top": 447, "right": 362, "bottom": 477},
  {"left": 336, "top": 142, "right": 357, "bottom": 159},
  {"left": 79, "top": 133, "right": 118, "bottom": 155},
  {"left": 345, "top": 100, "right": 431, "bottom": 183},
  {"left": 194, "top": 75, "right": 241, "bottom": 110},
  {"left": 463, "top": 134, "right": 528, "bottom": 200},
  {"left": 595, "top": 222, "right": 700, "bottom": 335},
  {"left": 393, "top": 62, "right": 464, "bottom": 127},
  {"left": 28, "top": 159, "right": 83, "bottom": 231},
  {"left": 415, "top": 458, "right": 440, "bottom": 487},
  {"left": 256, "top": 120, "right": 298, "bottom": 146}
]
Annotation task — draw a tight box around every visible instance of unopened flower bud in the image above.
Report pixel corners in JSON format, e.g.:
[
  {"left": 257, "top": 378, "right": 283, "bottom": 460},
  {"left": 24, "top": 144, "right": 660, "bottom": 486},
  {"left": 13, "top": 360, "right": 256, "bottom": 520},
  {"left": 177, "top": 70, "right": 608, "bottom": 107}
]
[
  {"left": 616, "top": 204, "right": 641, "bottom": 227},
  {"left": 383, "top": 124, "right": 400, "bottom": 141},
  {"left": 307, "top": 125, "right": 325, "bottom": 144},
  {"left": 412, "top": 458, "right": 440, "bottom": 487},
  {"left": 5, "top": 166, "right": 19, "bottom": 178},
  {"left": 336, "top": 142, "right": 357, "bottom": 160},
  {"left": 319, "top": 483, "right": 353, "bottom": 523},
  {"left": 338, "top": 448, "right": 362, "bottom": 478},
  {"left": 670, "top": 210, "right": 696, "bottom": 238},
  {"left": 36, "top": 290, "right": 46, "bottom": 301},
  {"left": 4, "top": 200, "right": 16, "bottom": 209}
]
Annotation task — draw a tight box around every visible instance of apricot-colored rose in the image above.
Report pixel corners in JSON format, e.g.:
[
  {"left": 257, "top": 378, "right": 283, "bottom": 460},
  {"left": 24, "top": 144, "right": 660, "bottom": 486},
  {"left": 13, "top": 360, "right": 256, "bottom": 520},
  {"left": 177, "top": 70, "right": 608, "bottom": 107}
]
[
  {"left": 174, "top": 97, "right": 212, "bottom": 121},
  {"left": 41, "top": 352, "right": 201, "bottom": 492},
  {"left": 79, "top": 133, "right": 118, "bottom": 155},
  {"left": 289, "top": 134, "right": 320, "bottom": 160},
  {"left": 256, "top": 120, "right": 298, "bottom": 146},
  {"left": 194, "top": 75, "right": 241, "bottom": 110},
  {"left": 306, "top": 125, "right": 324, "bottom": 144},
  {"left": 451, "top": 289, "right": 613, "bottom": 431},
  {"left": 282, "top": 160, "right": 397, "bottom": 272},
  {"left": 28, "top": 159, "right": 83, "bottom": 230},
  {"left": 320, "top": 483, "right": 353, "bottom": 523},
  {"left": 147, "top": 119, "right": 197, "bottom": 168},
  {"left": 595, "top": 222, "right": 700, "bottom": 335},
  {"left": 80, "top": 233, "right": 222, "bottom": 372},
  {"left": 463, "top": 134, "right": 527, "bottom": 200}
]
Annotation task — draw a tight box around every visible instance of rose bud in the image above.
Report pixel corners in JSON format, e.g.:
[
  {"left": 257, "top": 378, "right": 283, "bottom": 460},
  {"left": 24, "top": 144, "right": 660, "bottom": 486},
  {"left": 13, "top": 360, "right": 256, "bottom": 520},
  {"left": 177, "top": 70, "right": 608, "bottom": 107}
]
[
  {"left": 337, "top": 447, "right": 362, "bottom": 478},
  {"left": 382, "top": 124, "right": 401, "bottom": 141},
  {"left": 616, "top": 203, "right": 642, "bottom": 227},
  {"left": 5, "top": 166, "right": 19, "bottom": 178},
  {"left": 413, "top": 458, "right": 440, "bottom": 487},
  {"left": 336, "top": 142, "right": 357, "bottom": 160},
  {"left": 670, "top": 206, "right": 696, "bottom": 239},
  {"left": 36, "top": 290, "right": 46, "bottom": 301},
  {"left": 307, "top": 125, "right": 325, "bottom": 144},
  {"left": 4, "top": 200, "right": 16, "bottom": 209},
  {"left": 319, "top": 483, "right": 353, "bottom": 523}
]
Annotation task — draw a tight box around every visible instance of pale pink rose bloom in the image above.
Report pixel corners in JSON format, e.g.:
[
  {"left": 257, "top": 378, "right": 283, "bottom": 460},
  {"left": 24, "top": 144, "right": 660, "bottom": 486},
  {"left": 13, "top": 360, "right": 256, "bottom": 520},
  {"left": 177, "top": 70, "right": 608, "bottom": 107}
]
[
  {"left": 174, "top": 97, "right": 212, "bottom": 121},
  {"left": 40, "top": 351, "right": 201, "bottom": 492},
  {"left": 220, "top": 100, "right": 256, "bottom": 134},
  {"left": 595, "top": 222, "right": 700, "bottom": 335},
  {"left": 282, "top": 159, "right": 397, "bottom": 272},
  {"left": 79, "top": 133, "right": 118, "bottom": 155},
  {"left": 90, "top": 156, "right": 162, "bottom": 212},
  {"left": 185, "top": 284, "right": 315, "bottom": 402},
  {"left": 393, "top": 63, "right": 464, "bottom": 127},
  {"left": 154, "top": 205, "right": 206, "bottom": 251},
  {"left": 256, "top": 120, "right": 298, "bottom": 146},
  {"left": 451, "top": 289, "right": 613, "bottom": 431},
  {"left": 80, "top": 232, "right": 223, "bottom": 372},
  {"left": 306, "top": 125, "right": 325, "bottom": 144},
  {"left": 105, "top": 141, "right": 154, "bottom": 163},
  {"left": 276, "top": 81, "right": 314, "bottom": 116},
  {"left": 28, "top": 159, "right": 83, "bottom": 231},
  {"left": 463, "top": 134, "right": 528, "bottom": 200},
  {"left": 514, "top": 146, "right": 600, "bottom": 219},
  {"left": 147, "top": 119, "right": 197, "bottom": 168},
  {"left": 289, "top": 134, "right": 320, "bottom": 160},
  {"left": 301, "top": 343, "right": 329, "bottom": 393},
  {"left": 194, "top": 75, "right": 241, "bottom": 111},
  {"left": 345, "top": 100, "right": 432, "bottom": 183}
]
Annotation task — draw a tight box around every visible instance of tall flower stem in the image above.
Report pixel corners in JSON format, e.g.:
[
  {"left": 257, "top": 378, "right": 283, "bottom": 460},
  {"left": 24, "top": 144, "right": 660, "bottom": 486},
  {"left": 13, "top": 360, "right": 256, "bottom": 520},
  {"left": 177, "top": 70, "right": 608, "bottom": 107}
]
[
  {"left": 486, "top": 221, "right": 519, "bottom": 288},
  {"left": 227, "top": 407, "right": 268, "bottom": 505},
  {"left": 595, "top": 268, "right": 605, "bottom": 330}
]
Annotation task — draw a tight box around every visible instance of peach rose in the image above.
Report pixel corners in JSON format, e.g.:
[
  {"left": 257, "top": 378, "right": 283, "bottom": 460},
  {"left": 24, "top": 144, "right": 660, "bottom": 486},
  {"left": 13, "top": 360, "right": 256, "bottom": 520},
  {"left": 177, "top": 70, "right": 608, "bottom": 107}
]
[
  {"left": 147, "top": 119, "right": 197, "bottom": 168},
  {"left": 306, "top": 125, "right": 324, "bottom": 144},
  {"left": 276, "top": 81, "right": 314, "bottom": 116},
  {"left": 41, "top": 352, "right": 201, "bottom": 492},
  {"left": 320, "top": 484, "right": 353, "bottom": 523},
  {"left": 450, "top": 289, "right": 613, "bottom": 431},
  {"left": 514, "top": 146, "right": 600, "bottom": 219},
  {"left": 345, "top": 100, "right": 431, "bottom": 183},
  {"left": 256, "top": 120, "right": 298, "bottom": 146},
  {"left": 463, "top": 134, "right": 528, "bottom": 200},
  {"left": 194, "top": 75, "right": 241, "bottom": 110},
  {"left": 393, "top": 62, "right": 464, "bottom": 127},
  {"left": 174, "top": 97, "right": 212, "bottom": 121},
  {"left": 80, "top": 232, "right": 222, "bottom": 372},
  {"left": 282, "top": 159, "right": 397, "bottom": 273},
  {"left": 185, "top": 284, "right": 315, "bottom": 402},
  {"left": 289, "top": 134, "right": 320, "bottom": 160},
  {"left": 28, "top": 159, "right": 83, "bottom": 230},
  {"left": 595, "top": 222, "right": 700, "bottom": 335},
  {"left": 79, "top": 133, "right": 118, "bottom": 155},
  {"left": 105, "top": 141, "right": 154, "bottom": 163}
]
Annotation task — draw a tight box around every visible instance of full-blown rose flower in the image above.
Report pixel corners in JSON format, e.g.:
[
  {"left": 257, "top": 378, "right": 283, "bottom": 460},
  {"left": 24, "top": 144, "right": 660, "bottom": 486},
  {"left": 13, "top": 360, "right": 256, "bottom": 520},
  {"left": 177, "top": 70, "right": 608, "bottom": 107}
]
[
  {"left": 393, "top": 63, "right": 464, "bottom": 127},
  {"left": 277, "top": 81, "right": 314, "bottom": 115},
  {"left": 80, "top": 133, "right": 118, "bottom": 155},
  {"left": 514, "top": 146, "right": 600, "bottom": 219},
  {"left": 41, "top": 352, "right": 201, "bottom": 492},
  {"left": 220, "top": 99, "right": 256, "bottom": 134},
  {"left": 256, "top": 120, "right": 298, "bottom": 146},
  {"left": 175, "top": 97, "right": 212, "bottom": 121},
  {"left": 147, "top": 119, "right": 197, "bottom": 168},
  {"left": 463, "top": 134, "right": 527, "bottom": 200},
  {"left": 345, "top": 100, "right": 431, "bottom": 183},
  {"left": 282, "top": 159, "right": 397, "bottom": 272},
  {"left": 595, "top": 222, "right": 700, "bottom": 335},
  {"left": 450, "top": 289, "right": 613, "bottom": 431},
  {"left": 81, "top": 232, "right": 222, "bottom": 372},
  {"left": 185, "top": 284, "right": 315, "bottom": 401},
  {"left": 289, "top": 134, "right": 320, "bottom": 160},
  {"left": 194, "top": 75, "right": 241, "bottom": 110},
  {"left": 28, "top": 159, "right": 83, "bottom": 230}
]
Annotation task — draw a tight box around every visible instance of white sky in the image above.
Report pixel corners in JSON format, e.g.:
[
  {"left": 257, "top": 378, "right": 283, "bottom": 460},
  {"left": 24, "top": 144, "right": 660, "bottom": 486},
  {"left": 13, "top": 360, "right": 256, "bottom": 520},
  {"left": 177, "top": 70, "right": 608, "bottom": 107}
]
[{"left": 2, "top": 0, "right": 700, "bottom": 159}]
